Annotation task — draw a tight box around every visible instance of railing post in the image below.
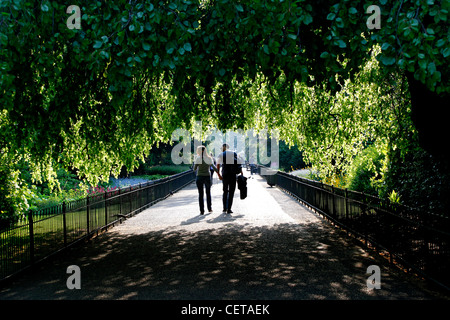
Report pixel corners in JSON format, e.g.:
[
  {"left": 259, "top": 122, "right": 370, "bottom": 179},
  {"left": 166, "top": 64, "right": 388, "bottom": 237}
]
[
  {"left": 86, "top": 195, "right": 90, "bottom": 235},
  {"left": 345, "top": 188, "right": 349, "bottom": 220},
  {"left": 119, "top": 187, "right": 122, "bottom": 216},
  {"left": 331, "top": 185, "right": 335, "bottom": 217},
  {"left": 63, "top": 201, "right": 67, "bottom": 247},
  {"left": 28, "top": 211, "right": 35, "bottom": 265},
  {"left": 320, "top": 181, "right": 324, "bottom": 211},
  {"left": 129, "top": 186, "right": 132, "bottom": 215},
  {"left": 104, "top": 190, "right": 108, "bottom": 227},
  {"left": 361, "top": 191, "right": 367, "bottom": 247},
  {"left": 138, "top": 183, "right": 142, "bottom": 211}
]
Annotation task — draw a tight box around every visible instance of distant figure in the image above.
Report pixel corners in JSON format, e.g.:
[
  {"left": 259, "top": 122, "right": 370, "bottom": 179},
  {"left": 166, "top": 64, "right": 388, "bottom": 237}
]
[
  {"left": 193, "top": 146, "right": 222, "bottom": 215},
  {"left": 217, "top": 143, "right": 243, "bottom": 214},
  {"left": 249, "top": 155, "right": 257, "bottom": 176}
]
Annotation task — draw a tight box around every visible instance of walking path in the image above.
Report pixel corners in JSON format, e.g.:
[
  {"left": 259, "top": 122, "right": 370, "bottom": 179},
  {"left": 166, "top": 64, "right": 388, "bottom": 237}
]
[{"left": 0, "top": 175, "right": 440, "bottom": 300}]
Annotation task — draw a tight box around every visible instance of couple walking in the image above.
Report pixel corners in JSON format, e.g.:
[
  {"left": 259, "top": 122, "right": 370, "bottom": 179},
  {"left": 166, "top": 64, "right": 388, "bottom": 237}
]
[{"left": 193, "top": 143, "right": 243, "bottom": 215}]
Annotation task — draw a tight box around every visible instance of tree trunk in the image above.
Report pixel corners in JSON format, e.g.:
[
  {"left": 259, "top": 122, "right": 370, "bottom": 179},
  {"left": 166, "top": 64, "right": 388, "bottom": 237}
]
[{"left": 406, "top": 72, "right": 449, "bottom": 160}]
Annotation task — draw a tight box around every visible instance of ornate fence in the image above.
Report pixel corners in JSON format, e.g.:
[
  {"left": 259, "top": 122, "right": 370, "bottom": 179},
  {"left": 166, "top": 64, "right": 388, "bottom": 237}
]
[
  {"left": 0, "top": 170, "right": 195, "bottom": 283},
  {"left": 260, "top": 168, "right": 450, "bottom": 291}
]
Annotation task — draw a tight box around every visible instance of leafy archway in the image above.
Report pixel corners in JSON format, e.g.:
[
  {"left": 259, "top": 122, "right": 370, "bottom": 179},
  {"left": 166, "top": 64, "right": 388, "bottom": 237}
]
[{"left": 1, "top": 0, "right": 448, "bottom": 186}]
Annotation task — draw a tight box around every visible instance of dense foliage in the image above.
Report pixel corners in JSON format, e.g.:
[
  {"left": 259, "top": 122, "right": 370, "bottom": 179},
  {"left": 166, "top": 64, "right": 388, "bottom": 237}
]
[
  {"left": 345, "top": 144, "right": 385, "bottom": 196},
  {"left": 1, "top": 0, "right": 449, "bottom": 222},
  {"left": 278, "top": 140, "right": 306, "bottom": 172}
]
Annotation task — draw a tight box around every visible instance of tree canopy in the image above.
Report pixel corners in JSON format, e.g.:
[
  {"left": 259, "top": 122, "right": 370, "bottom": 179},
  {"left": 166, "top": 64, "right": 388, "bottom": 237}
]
[{"left": 0, "top": 0, "right": 448, "bottom": 189}]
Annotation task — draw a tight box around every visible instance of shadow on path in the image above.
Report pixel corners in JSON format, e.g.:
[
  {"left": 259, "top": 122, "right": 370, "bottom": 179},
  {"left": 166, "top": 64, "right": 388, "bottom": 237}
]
[
  {"left": 0, "top": 221, "right": 436, "bottom": 300},
  {"left": 0, "top": 175, "right": 444, "bottom": 300}
]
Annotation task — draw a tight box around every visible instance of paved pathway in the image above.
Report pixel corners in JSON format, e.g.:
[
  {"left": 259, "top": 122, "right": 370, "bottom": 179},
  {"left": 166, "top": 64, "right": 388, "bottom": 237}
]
[{"left": 0, "top": 175, "right": 441, "bottom": 300}]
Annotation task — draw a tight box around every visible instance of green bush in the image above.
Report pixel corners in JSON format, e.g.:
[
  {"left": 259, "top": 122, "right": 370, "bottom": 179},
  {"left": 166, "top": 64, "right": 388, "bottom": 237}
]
[
  {"left": 0, "top": 169, "right": 17, "bottom": 228},
  {"left": 0, "top": 162, "right": 29, "bottom": 228},
  {"left": 345, "top": 144, "right": 385, "bottom": 196},
  {"left": 279, "top": 140, "right": 307, "bottom": 172},
  {"left": 382, "top": 148, "right": 450, "bottom": 215}
]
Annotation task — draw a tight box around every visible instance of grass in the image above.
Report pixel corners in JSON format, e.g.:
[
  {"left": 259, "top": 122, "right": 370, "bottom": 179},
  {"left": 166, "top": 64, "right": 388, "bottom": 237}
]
[
  {"left": 1, "top": 166, "right": 193, "bottom": 279},
  {"left": 140, "top": 164, "right": 191, "bottom": 176},
  {"left": 27, "top": 165, "right": 192, "bottom": 212}
]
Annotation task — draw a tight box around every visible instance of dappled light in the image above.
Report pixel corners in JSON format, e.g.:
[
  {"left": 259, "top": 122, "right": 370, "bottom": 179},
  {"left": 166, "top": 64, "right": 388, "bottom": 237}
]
[
  {"left": 1, "top": 0, "right": 449, "bottom": 305},
  {"left": 0, "top": 176, "right": 436, "bottom": 300}
]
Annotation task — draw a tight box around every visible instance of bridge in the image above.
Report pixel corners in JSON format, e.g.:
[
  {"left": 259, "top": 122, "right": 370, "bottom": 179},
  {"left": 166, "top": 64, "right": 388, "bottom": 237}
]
[{"left": 0, "top": 171, "right": 442, "bottom": 300}]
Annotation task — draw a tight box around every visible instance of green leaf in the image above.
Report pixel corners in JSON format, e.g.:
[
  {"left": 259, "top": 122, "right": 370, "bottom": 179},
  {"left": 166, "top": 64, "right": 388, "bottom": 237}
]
[
  {"left": 429, "top": 7, "right": 439, "bottom": 16},
  {"left": 235, "top": 4, "right": 244, "bottom": 12},
  {"left": 219, "top": 68, "right": 226, "bottom": 76},
  {"left": 320, "top": 51, "right": 330, "bottom": 58},
  {"left": 153, "top": 54, "right": 160, "bottom": 67},
  {"left": 443, "top": 47, "right": 450, "bottom": 58},
  {"left": 427, "top": 62, "right": 436, "bottom": 75},
  {"left": 349, "top": 7, "right": 357, "bottom": 15},
  {"left": 418, "top": 59, "right": 427, "bottom": 70},
  {"left": 287, "top": 34, "right": 297, "bottom": 40},
  {"left": 303, "top": 14, "right": 313, "bottom": 25},
  {"left": 41, "top": 4, "right": 49, "bottom": 12},
  {"left": 183, "top": 43, "right": 192, "bottom": 52},
  {"left": 93, "top": 40, "right": 103, "bottom": 49},
  {"left": 129, "top": 24, "right": 135, "bottom": 32},
  {"left": 142, "top": 42, "right": 151, "bottom": 51},
  {"left": 379, "top": 55, "right": 396, "bottom": 66},
  {"left": 100, "top": 51, "right": 110, "bottom": 59},
  {"left": 166, "top": 42, "right": 176, "bottom": 54},
  {"left": 336, "top": 40, "right": 347, "bottom": 48},
  {"left": 327, "top": 13, "right": 336, "bottom": 20},
  {"left": 436, "top": 39, "right": 446, "bottom": 47}
]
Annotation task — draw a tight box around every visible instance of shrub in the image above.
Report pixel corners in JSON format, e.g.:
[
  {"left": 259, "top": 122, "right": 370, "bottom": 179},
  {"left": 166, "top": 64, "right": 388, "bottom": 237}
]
[
  {"left": 0, "top": 164, "right": 29, "bottom": 228},
  {"left": 382, "top": 148, "right": 450, "bottom": 215},
  {"left": 345, "top": 144, "right": 385, "bottom": 196}
]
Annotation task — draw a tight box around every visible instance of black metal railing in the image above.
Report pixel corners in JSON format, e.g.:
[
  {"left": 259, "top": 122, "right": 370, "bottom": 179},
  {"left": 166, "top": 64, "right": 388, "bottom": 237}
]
[
  {"left": 0, "top": 170, "right": 195, "bottom": 283},
  {"left": 260, "top": 167, "right": 450, "bottom": 291}
]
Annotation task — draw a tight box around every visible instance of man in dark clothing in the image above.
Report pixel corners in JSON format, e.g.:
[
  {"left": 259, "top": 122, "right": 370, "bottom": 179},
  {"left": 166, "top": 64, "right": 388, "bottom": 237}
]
[{"left": 217, "top": 143, "right": 243, "bottom": 214}]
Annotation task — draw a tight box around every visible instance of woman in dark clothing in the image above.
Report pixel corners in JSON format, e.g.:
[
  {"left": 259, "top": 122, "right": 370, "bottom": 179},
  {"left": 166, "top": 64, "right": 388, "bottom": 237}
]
[{"left": 193, "top": 146, "right": 222, "bottom": 215}]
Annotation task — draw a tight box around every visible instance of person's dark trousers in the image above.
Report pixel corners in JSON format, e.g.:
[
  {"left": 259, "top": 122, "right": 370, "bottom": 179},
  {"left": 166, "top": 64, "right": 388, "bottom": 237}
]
[
  {"left": 222, "top": 174, "right": 236, "bottom": 212},
  {"left": 196, "top": 175, "right": 212, "bottom": 214}
]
